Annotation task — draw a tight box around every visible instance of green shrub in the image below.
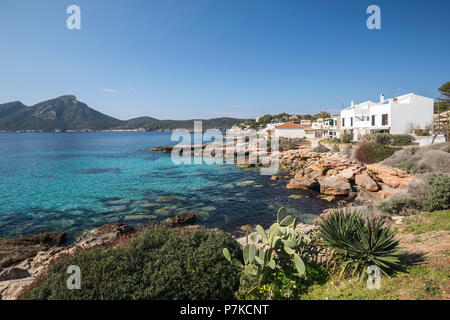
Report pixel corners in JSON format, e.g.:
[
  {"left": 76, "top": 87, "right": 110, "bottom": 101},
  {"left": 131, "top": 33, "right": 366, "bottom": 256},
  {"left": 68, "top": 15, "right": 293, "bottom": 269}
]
[
  {"left": 332, "top": 144, "right": 340, "bottom": 152},
  {"left": 423, "top": 174, "right": 450, "bottom": 212},
  {"left": 26, "top": 226, "right": 242, "bottom": 300},
  {"left": 318, "top": 210, "right": 403, "bottom": 278},
  {"left": 377, "top": 198, "right": 420, "bottom": 215},
  {"left": 312, "top": 143, "right": 330, "bottom": 153},
  {"left": 341, "top": 131, "right": 354, "bottom": 143},
  {"left": 355, "top": 142, "right": 401, "bottom": 164},
  {"left": 374, "top": 133, "right": 392, "bottom": 145},
  {"left": 391, "top": 134, "right": 413, "bottom": 146}
]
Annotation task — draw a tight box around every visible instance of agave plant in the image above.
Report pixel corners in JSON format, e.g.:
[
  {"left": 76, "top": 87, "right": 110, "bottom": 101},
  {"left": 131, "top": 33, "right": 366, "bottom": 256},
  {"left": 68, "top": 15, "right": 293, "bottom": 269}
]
[
  {"left": 223, "top": 207, "right": 307, "bottom": 293},
  {"left": 318, "top": 210, "right": 403, "bottom": 278}
]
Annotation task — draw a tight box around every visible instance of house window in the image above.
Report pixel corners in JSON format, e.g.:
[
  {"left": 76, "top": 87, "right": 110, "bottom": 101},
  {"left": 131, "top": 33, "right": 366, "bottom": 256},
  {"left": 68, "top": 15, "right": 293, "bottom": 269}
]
[
  {"left": 342, "top": 118, "right": 345, "bottom": 127},
  {"left": 350, "top": 117, "right": 353, "bottom": 127},
  {"left": 371, "top": 115, "right": 375, "bottom": 126},
  {"left": 382, "top": 114, "right": 389, "bottom": 126}
]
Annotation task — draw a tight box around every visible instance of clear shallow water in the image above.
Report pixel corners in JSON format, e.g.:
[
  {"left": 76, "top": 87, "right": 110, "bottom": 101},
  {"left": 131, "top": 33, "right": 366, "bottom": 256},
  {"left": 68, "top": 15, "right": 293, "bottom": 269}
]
[{"left": 0, "top": 132, "right": 329, "bottom": 240}]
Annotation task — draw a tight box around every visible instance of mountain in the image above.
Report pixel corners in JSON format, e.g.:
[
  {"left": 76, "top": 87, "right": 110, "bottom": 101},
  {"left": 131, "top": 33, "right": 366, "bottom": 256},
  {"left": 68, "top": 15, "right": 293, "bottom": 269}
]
[{"left": 0, "top": 95, "right": 245, "bottom": 132}]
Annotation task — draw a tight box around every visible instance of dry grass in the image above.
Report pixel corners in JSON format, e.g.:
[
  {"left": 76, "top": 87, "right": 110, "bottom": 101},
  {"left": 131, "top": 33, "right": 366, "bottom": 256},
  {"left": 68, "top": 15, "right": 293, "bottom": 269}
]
[{"left": 382, "top": 142, "right": 450, "bottom": 174}]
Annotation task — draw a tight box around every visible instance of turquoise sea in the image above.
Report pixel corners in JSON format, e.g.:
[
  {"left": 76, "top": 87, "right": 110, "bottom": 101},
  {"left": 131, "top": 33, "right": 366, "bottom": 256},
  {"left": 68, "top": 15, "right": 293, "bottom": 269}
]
[{"left": 0, "top": 132, "right": 330, "bottom": 240}]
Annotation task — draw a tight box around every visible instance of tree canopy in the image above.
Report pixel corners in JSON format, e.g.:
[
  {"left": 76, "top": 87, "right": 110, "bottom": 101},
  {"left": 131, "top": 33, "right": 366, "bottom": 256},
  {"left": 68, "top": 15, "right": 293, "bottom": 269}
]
[{"left": 434, "top": 81, "right": 450, "bottom": 113}]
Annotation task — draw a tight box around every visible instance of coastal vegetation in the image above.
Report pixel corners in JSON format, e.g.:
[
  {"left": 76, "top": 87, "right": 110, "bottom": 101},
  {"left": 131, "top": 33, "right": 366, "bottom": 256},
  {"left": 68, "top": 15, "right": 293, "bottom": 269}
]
[
  {"left": 354, "top": 142, "right": 401, "bottom": 164},
  {"left": 318, "top": 210, "right": 402, "bottom": 277},
  {"left": 23, "top": 227, "right": 241, "bottom": 300}
]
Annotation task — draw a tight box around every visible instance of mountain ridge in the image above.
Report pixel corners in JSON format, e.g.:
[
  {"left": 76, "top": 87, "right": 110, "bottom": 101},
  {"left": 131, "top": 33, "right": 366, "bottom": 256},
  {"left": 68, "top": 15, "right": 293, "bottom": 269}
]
[{"left": 0, "top": 95, "right": 246, "bottom": 132}]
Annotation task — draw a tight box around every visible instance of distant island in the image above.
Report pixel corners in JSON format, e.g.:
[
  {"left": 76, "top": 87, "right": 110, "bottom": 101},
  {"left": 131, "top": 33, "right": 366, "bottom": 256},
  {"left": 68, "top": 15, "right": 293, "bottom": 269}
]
[{"left": 0, "top": 95, "right": 246, "bottom": 132}]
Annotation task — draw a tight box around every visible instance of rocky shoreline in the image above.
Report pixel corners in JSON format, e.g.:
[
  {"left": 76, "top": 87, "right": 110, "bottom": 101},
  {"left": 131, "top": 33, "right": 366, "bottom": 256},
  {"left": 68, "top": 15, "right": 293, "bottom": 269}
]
[{"left": 0, "top": 143, "right": 414, "bottom": 300}]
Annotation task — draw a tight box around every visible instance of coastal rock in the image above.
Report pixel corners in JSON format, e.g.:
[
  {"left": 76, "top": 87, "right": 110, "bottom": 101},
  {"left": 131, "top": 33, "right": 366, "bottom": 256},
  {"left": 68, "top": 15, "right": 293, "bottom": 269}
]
[
  {"left": 365, "top": 164, "right": 411, "bottom": 188},
  {"left": 240, "top": 224, "right": 255, "bottom": 233},
  {"left": 286, "top": 177, "right": 318, "bottom": 190},
  {"left": 295, "top": 223, "right": 319, "bottom": 235},
  {"left": 0, "top": 277, "right": 34, "bottom": 300},
  {"left": 165, "top": 211, "right": 197, "bottom": 227},
  {"left": 354, "top": 172, "right": 379, "bottom": 191},
  {"left": 0, "top": 232, "right": 66, "bottom": 269},
  {"left": 156, "top": 196, "right": 180, "bottom": 203},
  {"left": 318, "top": 176, "right": 352, "bottom": 196},
  {"left": 94, "top": 222, "right": 135, "bottom": 236},
  {"left": 0, "top": 267, "right": 30, "bottom": 282},
  {"left": 339, "top": 168, "right": 354, "bottom": 180},
  {"left": 236, "top": 180, "right": 255, "bottom": 187},
  {"left": 309, "top": 164, "right": 327, "bottom": 175}
]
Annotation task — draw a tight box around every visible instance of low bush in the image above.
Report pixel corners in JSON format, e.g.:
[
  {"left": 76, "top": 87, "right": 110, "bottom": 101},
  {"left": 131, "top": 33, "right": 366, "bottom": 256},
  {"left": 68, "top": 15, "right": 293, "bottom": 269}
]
[
  {"left": 391, "top": 134, "right": 413, "bottom": 146},
  {"left": 382, "top": 143, "right": 450, "bottom": 174},
  {"left": 423, "top": 174, "right": 450, "bottom": 212},
  {"left": 313, "top": 143, "right": 330, "bottom": 153},
  {"left": 374, "top": 133, "right": 392, "bottom": 145},
  {"left": 377, "top": 198, "right": 420, "bottom": 215},
  {"left": 26, "top": 226, "right": 242, "bottom": 300},
  {"left": 340, "top": 131, "right": 354, "bottom": 144},
  {"left": 318, "top": 210, "right": 403, "bottom": 278},
  {"left": 332, "top": 144, "right": 340, "bottom": 152},
  {"left": 355, "top": 142, "right": 400, "bottom": 164},
  {"left": 373, "top": 133, "right": 413, "bottom": 146}
]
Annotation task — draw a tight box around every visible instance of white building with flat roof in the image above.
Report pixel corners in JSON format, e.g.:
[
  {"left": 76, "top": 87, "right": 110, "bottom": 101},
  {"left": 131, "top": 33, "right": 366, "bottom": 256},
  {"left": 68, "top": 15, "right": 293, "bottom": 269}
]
[{"left": 340, "top": 93, "right": 434, "bottom": 141}]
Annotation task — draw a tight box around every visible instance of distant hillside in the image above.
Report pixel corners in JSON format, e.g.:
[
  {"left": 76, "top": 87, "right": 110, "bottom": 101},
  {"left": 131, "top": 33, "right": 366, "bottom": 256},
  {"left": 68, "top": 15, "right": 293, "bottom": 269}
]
[{"left": 0, "top": 95, "right": 245, "bottom": 132}]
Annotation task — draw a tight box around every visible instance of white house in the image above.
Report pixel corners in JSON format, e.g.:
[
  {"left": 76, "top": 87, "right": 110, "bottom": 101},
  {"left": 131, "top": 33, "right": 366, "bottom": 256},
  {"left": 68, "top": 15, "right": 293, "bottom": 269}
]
[
  {"left": 340, "top": 93, "right": 434, "bottom": 141},
  {"left": 274, "top": 122, "right": 307, "bottom": 138},
  {"left": 311, "top": 116, "right": 341, "bottom": 139}
]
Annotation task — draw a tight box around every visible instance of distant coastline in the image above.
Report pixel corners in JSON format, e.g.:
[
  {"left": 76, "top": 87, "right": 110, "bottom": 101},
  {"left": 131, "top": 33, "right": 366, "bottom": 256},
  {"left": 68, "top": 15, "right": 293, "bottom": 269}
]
[{"left": 0, "top": 95, "right": 246, "bottom": 133}]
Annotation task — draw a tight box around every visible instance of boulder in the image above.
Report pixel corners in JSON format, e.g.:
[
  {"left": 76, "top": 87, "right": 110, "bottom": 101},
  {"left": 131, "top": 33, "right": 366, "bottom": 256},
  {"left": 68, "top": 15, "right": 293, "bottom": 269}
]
[
  {"left": 318, "top": 176, "right": 352, "bottom": 196},
  {"left": 354, "top": 172, "right": 379, "bottom": 191},
  {"left": 0, "top": 232, "right": 66, "bottom": 269},
  {"left": 165, "top": 211, "right": 197, "bottom": 227},
  {"left": 339, "top": 168, "right": 354, "bottom": 180},
  {"left": 309, "top": 164, "right": 327, "bottom": 175},
  {"left": 0, "top": 276, "right": 34, "bottom": 300},
  {"left": 365, "top": 164, "right": 411, "bottom": 188},
  {"left": 0, "top": 267, "right": 30, "bottom": 282},
  {"left": 287, "top": 177, "right": 319, "bottom": 190},
  {"left": 94, "top": 223, "right": 135, "bottom": 236}
]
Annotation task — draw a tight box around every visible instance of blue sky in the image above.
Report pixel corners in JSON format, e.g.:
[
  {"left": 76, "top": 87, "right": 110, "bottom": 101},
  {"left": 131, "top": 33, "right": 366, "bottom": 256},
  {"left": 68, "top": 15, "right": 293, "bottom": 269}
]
[{"left": 0, "top": 0, "right": 449, "bottom": 120}]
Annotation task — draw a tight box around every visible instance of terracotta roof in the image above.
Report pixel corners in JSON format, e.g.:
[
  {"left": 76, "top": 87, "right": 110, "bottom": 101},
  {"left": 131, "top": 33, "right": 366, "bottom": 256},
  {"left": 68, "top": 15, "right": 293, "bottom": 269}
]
[{"left": 275, "top": 122, "right": 305, "bottom": 129}]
